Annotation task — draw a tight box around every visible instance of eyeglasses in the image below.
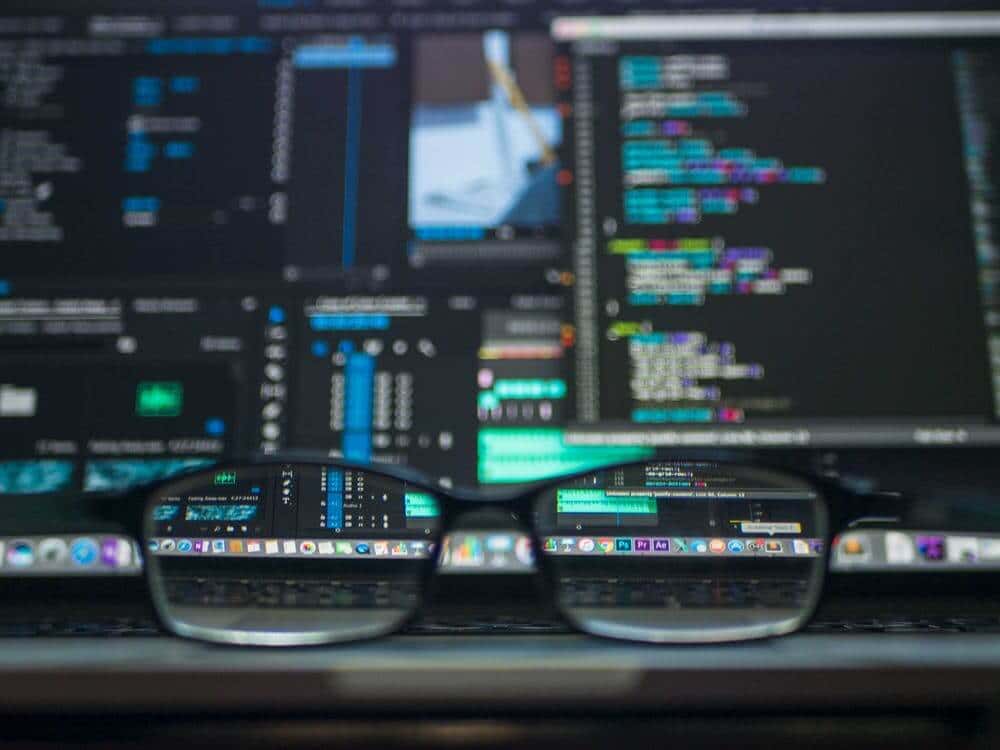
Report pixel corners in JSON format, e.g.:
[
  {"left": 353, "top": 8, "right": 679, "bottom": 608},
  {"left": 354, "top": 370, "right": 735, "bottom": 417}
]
[{"left": 127, "top": 459, "right": 834, "bottom": 646}]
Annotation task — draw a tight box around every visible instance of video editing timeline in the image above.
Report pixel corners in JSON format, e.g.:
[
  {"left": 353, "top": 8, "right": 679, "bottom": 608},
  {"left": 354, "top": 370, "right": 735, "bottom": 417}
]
[{"left": 560, "top": 14, "right": 1000, "bottom": 447}]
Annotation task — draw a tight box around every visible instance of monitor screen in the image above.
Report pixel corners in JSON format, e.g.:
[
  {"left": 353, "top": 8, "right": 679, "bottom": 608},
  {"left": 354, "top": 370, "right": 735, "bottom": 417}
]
[{"left": 0, "top": 2, "right": 998, "bottom": 510}]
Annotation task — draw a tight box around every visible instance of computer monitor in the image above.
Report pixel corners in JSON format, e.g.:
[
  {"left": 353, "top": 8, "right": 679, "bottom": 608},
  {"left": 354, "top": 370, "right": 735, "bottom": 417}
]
[{"left": 0, "top": 3, "right": 998, "bottom": 551}]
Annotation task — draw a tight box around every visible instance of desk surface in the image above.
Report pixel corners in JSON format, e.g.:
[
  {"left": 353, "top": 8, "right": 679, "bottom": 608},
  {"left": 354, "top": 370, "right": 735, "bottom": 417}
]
[{"left": 2, "top": 634, "right": 1000, "bottom": 714}]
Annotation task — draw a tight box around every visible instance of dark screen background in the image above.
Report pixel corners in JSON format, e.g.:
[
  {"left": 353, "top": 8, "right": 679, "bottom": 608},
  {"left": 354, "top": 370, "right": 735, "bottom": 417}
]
[{"left": 587, "top": 41, "right": 993, "bottom": 421}]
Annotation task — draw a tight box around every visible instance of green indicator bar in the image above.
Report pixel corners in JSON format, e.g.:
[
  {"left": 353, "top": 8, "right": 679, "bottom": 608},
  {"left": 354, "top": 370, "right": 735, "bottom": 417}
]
[
  {"left": 609, "top": 239, "right": 646, "bottom": 254},
  {"left": 213, "top": 471, "right": 237, "bottom": 486},
  {"left": 607, "top": 321, "right": 644, "bottom": 338},
  {"left": 404, "top": 492, "right": 440, "bottom": 518},
  {"left": 477, "top": 429, "right": 653, "bottom": 484},
  {"left": 135, "top": 381, "right": 183, "bottom": 417},
  {"left": 556, "top": 489, "right": 657, "bottom": 515}
]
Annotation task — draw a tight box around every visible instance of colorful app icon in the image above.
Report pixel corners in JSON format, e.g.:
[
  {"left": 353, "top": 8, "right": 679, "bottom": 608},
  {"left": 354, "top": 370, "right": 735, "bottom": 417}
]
[
  {"left": 840, "top": 535, "right": 867, "bottom": 556},
  {"left": 318, "top": 541, "right": 334, "bottom": 555},
  {"left": 543, "top": 537, "right": 558, "bottom": 553},
  {"left": 7, "top": 540, "right": 34, "bottom": 568},
  {"left": 101, "top": 538, "right": 131, "bottom": 567},
  {"left": 709, "top": 539, "right": 726, "bottom": 554},
  {"left": 670, "top": 538, "right": 687, "bottom": 552},
  {"left": 373, "top": 542, "right": 389, "bottom": 556},
  {"left": 559, "top": 538, "right": 576, "bottom": 552},
  {"left": 652, "top": 538, "right": 670, "bottom": 552},
  {"left": 391, "top": 542, "right": 408, "bottom": 556},
  {"left": 979, "top": 538, "right": 1000, "bottom": 560},
  {"left": 176, "top": 539, "right": 193, "bottom": 553},
  {"left": 300, "top": 541, "right": 317, "bottom": 555},
  {"left": 453, "top": 537, "right": 483, "bottom": 566},
  {"left": 597, "top": 538, "right": 614, "bottom": 553},
  {"left": 246, "top": 540, "right": 261, "bottom": 554},
  {"left": 690, "top": 539, "right": 708, "bottom": 553},
  {"left": 160, "top": 539, "right": 176, "bottom": 552},
  {"left": 764, "top": 540, "right": 783, "bottom": 553},
  {"left": 71, "top": 538, "right": 99, "bottom": 566},
  {"left": 147, "top": 539, "right": 160, "bottom": 553},
  {"left": 335, "top": 541, "right": 353, "bottom": 555},
  {"left": 793, "top": 539, "right": 811, "bottom": 556},
  {"left": 38, "top": 538, "right": 68, "bottom": 566},
  {"left": 946, "top": 536, "right": 978, "bottom": 564},
  {"left": 578, "top": 538, "right": 596, "bottom": 553},
  {"left": 212, "top": 539, "right": 226, "bottom": 554},
  {"left": 634, "top": 538, "right": 651, "bottom": 552},
  {"left": 355, "top": 543, "right": 371, "bottom": 555},
  {"left": 615, "top": 538, "right": 632, "bottom": 552},
  {"left": 727, "top": 539, "right": 745, "bottom": 553},
  {"left": 264, "top": 540, "right": 279, "bottom": 554},
  {"left": 282, "top": 540, "right": 297, "bottom": 555},
  {"left": 227, "top": 539, "right": 244, "bottom": 554},
  {"left": 514, "top": 537, "right": 534, "bottom": 565},
  {"left": 487, "top": 534, "right": 513, "bottom": 552},
  {"left": 190, "top": 540, "right": 204, "bottom": 553},
  {"left": 885, "top": 532, "right": 915, "bottom": 564},
  {"left": 916, "top": 535, "right": 945, "bottom": 562}
]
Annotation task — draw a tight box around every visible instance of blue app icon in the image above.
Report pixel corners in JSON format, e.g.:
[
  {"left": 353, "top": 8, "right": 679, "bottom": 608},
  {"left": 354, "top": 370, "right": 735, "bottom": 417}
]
[
  {"left": 147, "top": 539, "right": 160, "bottom": 552},
  {"left": 690, "top": 539, "right": 708, "bottom": 553},
  {"left": 177, "top": 539, "right": 193, "bottom": 553},
  {"left": 727, "top": 539, "right": 745, "bottom": 553},
  {"left": 355, "top": 543, "right": 370, "bottom": 555},
  {"left": 7, "top": 541, "right": 34, "bottom": 568},
  {"left": 70, "top": 538, "right": 99, "bottom": 567}
]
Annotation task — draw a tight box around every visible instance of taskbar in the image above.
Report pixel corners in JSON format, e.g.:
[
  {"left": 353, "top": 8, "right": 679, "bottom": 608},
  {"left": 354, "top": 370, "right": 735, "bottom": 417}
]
[
  {"left": 542, "top": 535, "right": 823, "bottom": 558},
  {"left": 149, "top": 537, "right": 434, "bottom": 559},
  {"left": 148, "top": 534, "right": 824, "bottom": 560}
]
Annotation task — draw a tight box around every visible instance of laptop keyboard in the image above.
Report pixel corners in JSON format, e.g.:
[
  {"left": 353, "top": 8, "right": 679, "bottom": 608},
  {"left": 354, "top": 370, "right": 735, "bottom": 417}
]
[
  {"left": 1, "top": 614, "right": 1000, "bottom": 637},
  {"left": 160, "top": 575, "right": 810, "bottom": 610}
]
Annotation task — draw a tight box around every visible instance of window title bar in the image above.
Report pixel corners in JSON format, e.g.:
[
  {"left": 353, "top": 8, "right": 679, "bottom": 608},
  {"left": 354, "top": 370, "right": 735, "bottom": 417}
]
[{"left": 552, "top": 12, "right": 1000, "bottom": 42}]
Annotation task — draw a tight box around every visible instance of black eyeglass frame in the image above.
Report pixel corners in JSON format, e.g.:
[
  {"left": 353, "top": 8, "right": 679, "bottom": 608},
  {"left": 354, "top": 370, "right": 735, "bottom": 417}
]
[{"left": 0, "top": 457, "right": 890, "bottom": 647}]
